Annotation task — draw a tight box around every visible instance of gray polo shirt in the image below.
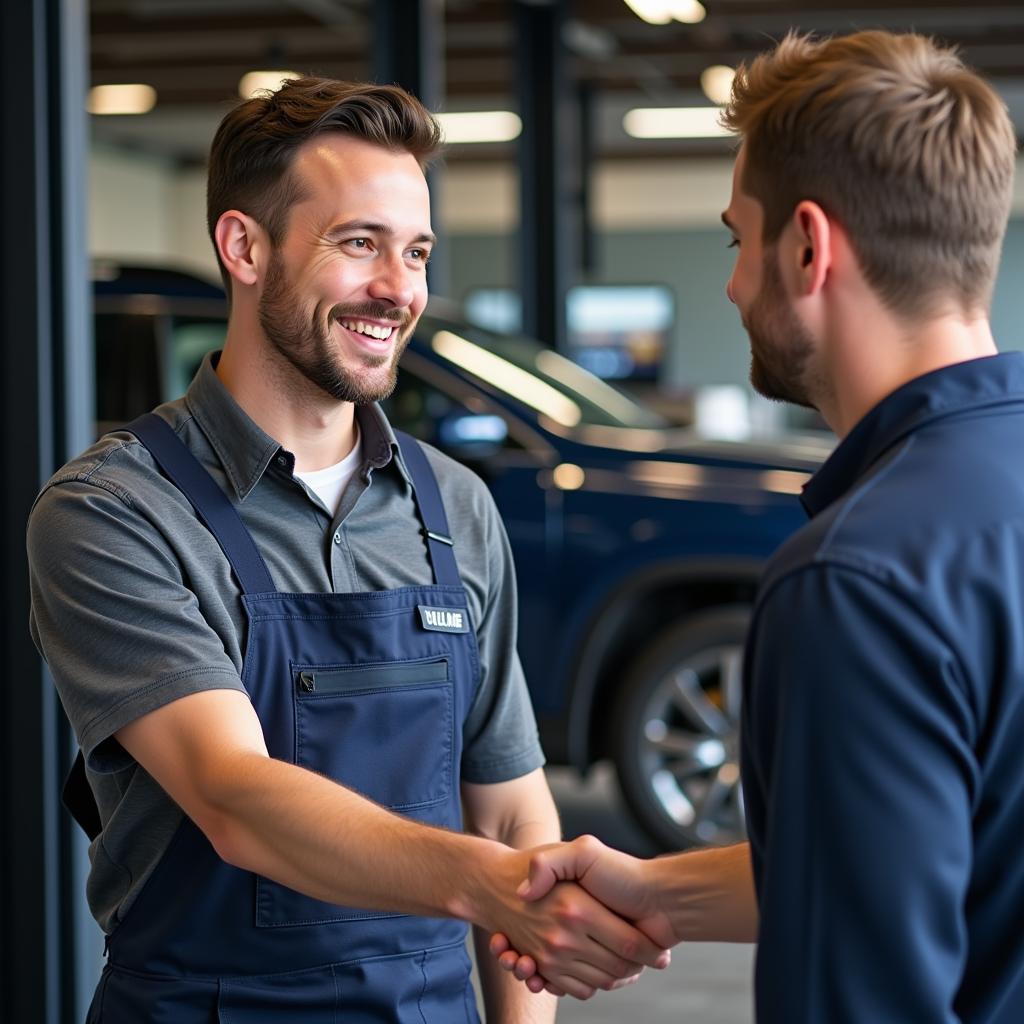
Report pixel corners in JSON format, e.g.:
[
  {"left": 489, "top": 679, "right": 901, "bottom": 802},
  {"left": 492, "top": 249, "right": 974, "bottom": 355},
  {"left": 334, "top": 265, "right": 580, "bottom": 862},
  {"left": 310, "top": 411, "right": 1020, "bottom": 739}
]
[{"left": 28, "top": 353, "right": 544, "bottom": 933}]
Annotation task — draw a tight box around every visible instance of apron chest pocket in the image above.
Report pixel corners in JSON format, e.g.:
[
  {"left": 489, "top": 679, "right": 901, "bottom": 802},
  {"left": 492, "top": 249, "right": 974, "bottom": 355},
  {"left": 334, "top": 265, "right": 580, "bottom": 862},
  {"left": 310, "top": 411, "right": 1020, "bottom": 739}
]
[
  {"left": 292, "top": 656, "right": 454, "bottom": 811},
  {"left": 256, "top": 656, "right": 458, "bottom": 928}
]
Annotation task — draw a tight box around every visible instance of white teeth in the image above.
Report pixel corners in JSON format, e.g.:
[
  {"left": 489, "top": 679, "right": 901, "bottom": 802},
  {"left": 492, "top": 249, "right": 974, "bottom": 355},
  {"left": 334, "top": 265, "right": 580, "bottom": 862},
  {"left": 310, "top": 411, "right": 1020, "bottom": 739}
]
[{"left": 340, "top": 319, "right": 394, "bottom": 340}]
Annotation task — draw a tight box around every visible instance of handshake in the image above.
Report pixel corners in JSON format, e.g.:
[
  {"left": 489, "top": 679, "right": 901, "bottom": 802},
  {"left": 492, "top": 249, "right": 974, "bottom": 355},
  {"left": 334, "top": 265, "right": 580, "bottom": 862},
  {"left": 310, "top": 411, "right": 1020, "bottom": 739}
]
[{"left": 478, "top": 835, "right": 757, "bottom": 1000}]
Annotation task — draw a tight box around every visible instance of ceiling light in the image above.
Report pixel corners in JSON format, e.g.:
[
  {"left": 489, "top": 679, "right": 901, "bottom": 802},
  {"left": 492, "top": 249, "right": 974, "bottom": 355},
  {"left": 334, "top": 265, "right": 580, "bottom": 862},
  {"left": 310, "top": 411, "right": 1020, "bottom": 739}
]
[
  {"left": 623, "top": 106, "right": 733, "bottom": 139},
  {"left": 701, "top": 64, "right": 736, "bottom": 106},
  {"left": 623, "top": 0, "right": 706, "bottom": 25},
  {"left": 238, "top": 70, "right": 299, "bottom": 100},
  {"left": 436, "top": 111, "right": 522, "bottom": 144},
  {"left": 671, "top": 1, "right": 707, "bottom": 24},
  {"left": 624, "top": 1, "right": 673, "bottom": 25},
  {"left": 87, "top": 84, "right": 156, "bottom": 116}
]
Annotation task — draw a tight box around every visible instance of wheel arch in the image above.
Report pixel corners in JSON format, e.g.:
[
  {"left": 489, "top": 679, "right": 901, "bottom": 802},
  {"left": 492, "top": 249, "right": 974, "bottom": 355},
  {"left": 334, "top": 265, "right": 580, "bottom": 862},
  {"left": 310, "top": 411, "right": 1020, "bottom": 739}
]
[{"left": 560, "top": 557, "right": 764, "bottom": 771}]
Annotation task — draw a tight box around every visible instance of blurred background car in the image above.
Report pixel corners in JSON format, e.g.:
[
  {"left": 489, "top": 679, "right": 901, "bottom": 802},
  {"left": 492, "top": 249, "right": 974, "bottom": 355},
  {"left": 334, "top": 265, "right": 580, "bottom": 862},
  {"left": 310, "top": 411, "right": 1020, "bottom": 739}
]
[{"left": 93, "top": 262, "right": 831, "bottom": 850}]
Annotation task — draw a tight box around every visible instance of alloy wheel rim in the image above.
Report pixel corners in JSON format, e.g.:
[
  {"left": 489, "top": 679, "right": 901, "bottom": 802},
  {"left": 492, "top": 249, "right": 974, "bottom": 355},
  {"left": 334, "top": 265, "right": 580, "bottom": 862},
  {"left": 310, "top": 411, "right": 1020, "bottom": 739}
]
[{"left": 638, "top": 642, "right": 746, "bottom": 845}]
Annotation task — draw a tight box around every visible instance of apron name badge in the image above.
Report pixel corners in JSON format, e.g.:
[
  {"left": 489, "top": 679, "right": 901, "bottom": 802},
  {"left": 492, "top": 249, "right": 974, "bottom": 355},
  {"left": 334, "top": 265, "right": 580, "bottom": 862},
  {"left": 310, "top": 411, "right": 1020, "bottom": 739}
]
[{"left": 418, "top": 605, "right": 470, "bottom": 633}]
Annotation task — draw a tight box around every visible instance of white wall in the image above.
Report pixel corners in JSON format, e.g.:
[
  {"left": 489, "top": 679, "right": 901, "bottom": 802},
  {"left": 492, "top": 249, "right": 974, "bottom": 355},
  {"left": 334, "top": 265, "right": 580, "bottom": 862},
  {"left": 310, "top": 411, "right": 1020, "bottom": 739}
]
[
  {"left": 87, "top": 147, "right": 738, "bottom": 271},
  {"left": 434, "top": 160, "right": 736, "bottom": 233},
  {"left": 169, "top": 167, "right": 220, "bottom": 278},
  {"left": 89, "top": 145, "right": 174, "bottom": 263},
  {"left": 89, "top": 145, "right": 219, "bottom": 278},
  {"left": 90, "top": 145, "right": 1024, "bottom": 266}
]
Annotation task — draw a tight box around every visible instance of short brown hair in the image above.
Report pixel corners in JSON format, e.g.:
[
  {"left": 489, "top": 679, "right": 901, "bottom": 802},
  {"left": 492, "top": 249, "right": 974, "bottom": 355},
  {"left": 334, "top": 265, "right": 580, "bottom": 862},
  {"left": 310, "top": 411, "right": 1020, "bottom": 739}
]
[
  {"left": 722, "top": 31, "right": 1017, "bottom": 318},
  {"left": 206, "top": 77, "right": 443, "bottom": 294}
]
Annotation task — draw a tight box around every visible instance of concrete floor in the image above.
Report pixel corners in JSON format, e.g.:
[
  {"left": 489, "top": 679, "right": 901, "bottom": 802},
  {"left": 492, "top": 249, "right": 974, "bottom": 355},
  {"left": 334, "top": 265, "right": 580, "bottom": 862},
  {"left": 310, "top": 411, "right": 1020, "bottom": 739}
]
[{"left": 471, "top": 762, "right": 755, "bottom": 1023}]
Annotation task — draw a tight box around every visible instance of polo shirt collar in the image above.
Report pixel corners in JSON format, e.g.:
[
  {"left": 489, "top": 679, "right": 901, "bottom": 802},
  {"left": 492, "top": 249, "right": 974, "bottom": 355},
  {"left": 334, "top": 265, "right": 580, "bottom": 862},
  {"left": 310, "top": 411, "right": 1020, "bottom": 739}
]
[
  {"left": 356, "top": 402, "right": 412, "bottom": 486},
  {"left": 184, "top": 352, "right": 410, "bottom": 500},
  {"left": 801, "top": 352, "right": 1024, "bottom": 517}
]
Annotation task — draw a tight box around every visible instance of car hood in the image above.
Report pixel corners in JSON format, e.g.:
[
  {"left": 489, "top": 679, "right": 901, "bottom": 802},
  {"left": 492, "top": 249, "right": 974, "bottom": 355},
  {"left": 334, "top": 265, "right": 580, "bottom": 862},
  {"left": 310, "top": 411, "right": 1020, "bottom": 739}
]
[{"left": 539, "top": 425, "right": 833, "bottom": 506}]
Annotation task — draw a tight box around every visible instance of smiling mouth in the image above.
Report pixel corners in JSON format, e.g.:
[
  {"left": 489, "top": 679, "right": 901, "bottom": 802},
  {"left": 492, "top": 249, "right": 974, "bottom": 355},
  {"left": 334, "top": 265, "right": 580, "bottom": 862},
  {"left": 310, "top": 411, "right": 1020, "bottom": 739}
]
[{"left": 337, "top": 318, "right": 398, "bottom": 341}]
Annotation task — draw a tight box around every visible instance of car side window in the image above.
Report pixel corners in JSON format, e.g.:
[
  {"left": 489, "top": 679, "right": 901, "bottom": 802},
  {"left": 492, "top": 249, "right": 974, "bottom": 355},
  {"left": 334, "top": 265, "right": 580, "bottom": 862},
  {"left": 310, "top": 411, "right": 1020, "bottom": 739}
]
[{"left": 166, "top": 318, "right": 227, "bottom": 399}]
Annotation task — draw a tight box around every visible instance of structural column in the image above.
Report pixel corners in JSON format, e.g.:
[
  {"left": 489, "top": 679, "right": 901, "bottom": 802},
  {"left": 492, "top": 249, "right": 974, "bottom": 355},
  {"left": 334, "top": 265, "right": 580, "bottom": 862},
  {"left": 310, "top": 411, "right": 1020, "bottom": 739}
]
[
  {"left": 516, "top": 0, "right": 579, "bottom": 350},
  {"left": 373, "top": 0, "right": 450, "bottom": 297},
  {"left": 1, "top": 0, "right": 97, "bottom": 1021}
]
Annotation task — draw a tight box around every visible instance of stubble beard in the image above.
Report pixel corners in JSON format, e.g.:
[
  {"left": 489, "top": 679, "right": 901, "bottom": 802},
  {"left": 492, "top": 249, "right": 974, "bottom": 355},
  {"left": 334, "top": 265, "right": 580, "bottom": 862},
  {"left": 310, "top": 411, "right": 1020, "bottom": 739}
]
[
  {"left": 258, "top": 249, "right": 413, "bottom": 405},
  {"left": 745, "top": 251, "right": 819, "bottom": 411}
]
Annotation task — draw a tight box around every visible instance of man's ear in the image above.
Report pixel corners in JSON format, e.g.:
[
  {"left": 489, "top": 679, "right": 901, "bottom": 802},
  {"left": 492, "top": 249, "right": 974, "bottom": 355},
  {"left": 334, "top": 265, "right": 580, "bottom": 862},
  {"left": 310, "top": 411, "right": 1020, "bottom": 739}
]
[
  {"left": 214, "top": 210, "right": 267, "bottom": 290},
  {"left": 787, "top": 200, "right": 832, "bottom": 298}
]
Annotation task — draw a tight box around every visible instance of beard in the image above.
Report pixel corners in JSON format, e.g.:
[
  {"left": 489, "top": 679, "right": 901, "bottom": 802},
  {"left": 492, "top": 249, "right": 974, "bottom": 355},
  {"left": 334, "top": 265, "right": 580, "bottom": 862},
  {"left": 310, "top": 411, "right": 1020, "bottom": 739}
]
[
  {"left": 257, "top": 248, "right": 413, "bottom": 404},
  {"left": 745, "top": 251, "right": 819, "bottom": 410}
]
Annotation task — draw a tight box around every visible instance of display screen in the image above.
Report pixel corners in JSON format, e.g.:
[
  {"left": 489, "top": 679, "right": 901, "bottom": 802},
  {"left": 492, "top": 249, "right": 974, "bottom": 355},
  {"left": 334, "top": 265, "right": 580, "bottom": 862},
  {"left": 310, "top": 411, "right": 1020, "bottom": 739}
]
[{"left": 464, "top": 284, "right": 674, "bottom": 381}]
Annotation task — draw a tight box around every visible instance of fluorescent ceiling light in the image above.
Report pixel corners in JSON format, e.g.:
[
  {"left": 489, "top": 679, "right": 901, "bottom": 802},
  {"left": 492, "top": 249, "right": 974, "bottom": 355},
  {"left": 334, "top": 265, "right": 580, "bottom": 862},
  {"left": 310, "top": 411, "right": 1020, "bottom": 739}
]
[
  {"left": 670, "top": 0, "right": 706, "bottom": 24},
  {"left": 87, "top": 84, "right": 157, "bottom": 115},
  {"left": 239, "top": 70, "right": 300, "bottom": 100},
  {"left": 624, "top": 0, "right": 672, "bottom": 25},
  {"left": 432, "top": 330, "right": 582, "bottom": 427},
  {"left": 624, "top": 106, "right": 733, "bottom": 139},
  {"left": 436, "top": 111, "right": 522, "bottom": 144},
  {"left": 700, "top": 64, "right": 736, "bottom": 106},
  {"left": 623, "top": 0, "right": 706, "bottom": 25}
]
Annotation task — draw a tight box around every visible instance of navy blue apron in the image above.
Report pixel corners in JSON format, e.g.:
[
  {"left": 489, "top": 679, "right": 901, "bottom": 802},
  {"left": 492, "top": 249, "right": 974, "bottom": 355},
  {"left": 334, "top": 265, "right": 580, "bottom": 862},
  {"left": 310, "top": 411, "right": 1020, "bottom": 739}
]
[{"left": 72, "top": 413, "right": 483, "bottom": 1022}]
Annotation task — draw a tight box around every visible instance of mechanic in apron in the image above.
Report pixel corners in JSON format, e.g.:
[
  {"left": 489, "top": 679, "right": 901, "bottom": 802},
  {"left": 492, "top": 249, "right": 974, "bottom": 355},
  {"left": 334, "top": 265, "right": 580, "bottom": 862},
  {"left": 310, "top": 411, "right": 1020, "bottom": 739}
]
[{"left": 68, "top": 412, "right": 483, "bottom": 1022}]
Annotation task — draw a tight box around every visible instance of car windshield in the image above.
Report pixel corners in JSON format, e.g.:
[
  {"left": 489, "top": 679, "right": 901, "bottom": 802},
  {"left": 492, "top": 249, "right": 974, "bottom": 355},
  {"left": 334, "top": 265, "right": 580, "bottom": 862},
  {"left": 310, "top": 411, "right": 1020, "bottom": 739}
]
[{"left": 418, "top": 315, "right": 669, "bottom": 430}]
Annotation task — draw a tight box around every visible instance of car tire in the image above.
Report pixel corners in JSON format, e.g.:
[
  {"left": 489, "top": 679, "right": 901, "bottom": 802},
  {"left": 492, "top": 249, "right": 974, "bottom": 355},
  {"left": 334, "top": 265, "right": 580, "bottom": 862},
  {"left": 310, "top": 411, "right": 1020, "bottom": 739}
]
[{"left": 611, "top": 605, "right": 751, "bottom": 851}]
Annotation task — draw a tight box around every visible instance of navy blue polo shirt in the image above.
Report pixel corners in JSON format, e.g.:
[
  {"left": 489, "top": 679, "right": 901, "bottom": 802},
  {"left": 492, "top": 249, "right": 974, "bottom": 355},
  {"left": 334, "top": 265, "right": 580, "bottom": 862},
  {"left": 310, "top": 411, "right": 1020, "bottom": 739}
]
[{"left": 742, "top": 353, "right": 1024, "bottom": 1023}]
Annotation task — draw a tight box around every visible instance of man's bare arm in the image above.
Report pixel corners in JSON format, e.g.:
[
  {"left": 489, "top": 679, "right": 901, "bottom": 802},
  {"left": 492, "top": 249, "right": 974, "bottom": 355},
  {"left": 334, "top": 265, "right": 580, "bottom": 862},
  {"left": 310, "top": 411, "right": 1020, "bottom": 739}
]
[
  {"left": 116, "top": 691, "right": 670, "bottom": 993},
  {"left": 489, "top": 835, "right": 757, "bottom": 994},
  {"left": 463, "top": 771, "right": 562, "bottom": 1020}
]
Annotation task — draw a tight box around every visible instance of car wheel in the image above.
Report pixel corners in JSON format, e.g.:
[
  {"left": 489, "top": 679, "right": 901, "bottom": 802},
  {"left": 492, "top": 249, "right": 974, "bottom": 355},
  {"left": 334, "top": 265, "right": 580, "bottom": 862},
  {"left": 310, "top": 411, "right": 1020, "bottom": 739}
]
[{"left": 612, "top": 605, "right": 750, "bottom": 851}]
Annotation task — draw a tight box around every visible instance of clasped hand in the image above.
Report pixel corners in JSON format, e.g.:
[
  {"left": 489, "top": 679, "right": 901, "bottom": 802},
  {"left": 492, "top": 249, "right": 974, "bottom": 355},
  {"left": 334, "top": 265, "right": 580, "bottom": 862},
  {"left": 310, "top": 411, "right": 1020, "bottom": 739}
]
[{"left": 488, "top": 835, "right": 677, "bottom": 999}]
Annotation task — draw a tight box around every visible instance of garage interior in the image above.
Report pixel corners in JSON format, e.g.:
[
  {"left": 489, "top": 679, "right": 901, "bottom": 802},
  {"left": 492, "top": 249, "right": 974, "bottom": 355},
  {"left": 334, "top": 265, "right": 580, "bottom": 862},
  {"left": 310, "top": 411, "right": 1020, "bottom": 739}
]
[{"left": 4, "top": 2, "right": 1024, "bottom": 1021}]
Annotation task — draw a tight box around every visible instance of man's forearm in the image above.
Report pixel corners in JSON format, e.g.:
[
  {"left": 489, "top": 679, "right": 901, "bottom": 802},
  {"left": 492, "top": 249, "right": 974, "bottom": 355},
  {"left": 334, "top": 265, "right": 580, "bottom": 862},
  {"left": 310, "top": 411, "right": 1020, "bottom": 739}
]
[
  {"left": 203, "top": 749, "right": 508, "bottom": 921},
  {"left": 198, "top": 750, "right": 668, "bottom": 999},
  {"left": 472, "top": 793, "right": 561, "bottom": 1023},
  {"left": 505, "top": 834, "right": 757, "bottom": 952},
  {"left": 654, "top": 842, "right": 758, "bottom": 943}
]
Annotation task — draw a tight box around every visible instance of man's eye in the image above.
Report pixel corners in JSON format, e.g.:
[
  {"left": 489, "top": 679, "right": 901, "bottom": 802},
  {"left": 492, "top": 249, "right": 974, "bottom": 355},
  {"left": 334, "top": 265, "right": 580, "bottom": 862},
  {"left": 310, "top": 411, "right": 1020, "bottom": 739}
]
[
  {"left": 345, "top": 238, "right": 369, "bottom": 249},
  {"left": 727, "top": 238, "right": 740, "bottom": 249},
  {"left": 409, "top": 248, "right": 431, "bottom": 263}
]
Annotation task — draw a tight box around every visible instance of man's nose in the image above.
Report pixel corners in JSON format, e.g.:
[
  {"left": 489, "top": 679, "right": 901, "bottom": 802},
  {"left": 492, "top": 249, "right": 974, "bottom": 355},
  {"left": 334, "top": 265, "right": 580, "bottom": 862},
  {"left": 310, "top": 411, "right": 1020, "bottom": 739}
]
[{"left": 367, "top": 255, "right": 415, "bottom": 309}]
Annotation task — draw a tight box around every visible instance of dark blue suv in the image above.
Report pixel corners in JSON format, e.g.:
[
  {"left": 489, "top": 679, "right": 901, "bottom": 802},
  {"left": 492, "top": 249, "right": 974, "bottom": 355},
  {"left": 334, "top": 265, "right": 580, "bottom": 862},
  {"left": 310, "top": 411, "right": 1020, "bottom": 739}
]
[{"left": 93, "top": 264, "right": 830, "bottom": 850}]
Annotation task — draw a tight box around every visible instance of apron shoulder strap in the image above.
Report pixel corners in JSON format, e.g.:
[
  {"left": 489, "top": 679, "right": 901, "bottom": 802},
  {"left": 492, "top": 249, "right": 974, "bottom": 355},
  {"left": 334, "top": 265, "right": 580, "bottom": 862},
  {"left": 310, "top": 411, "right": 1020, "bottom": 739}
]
[
  {"left": 64, "top": 415, "right": 277, "bottom": 841},
  {"left": 393, "top": 431, "right": 462, "bottom": 587},
  {"left": 125, "top": 413, "right": 277, "bottom": 596}
]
